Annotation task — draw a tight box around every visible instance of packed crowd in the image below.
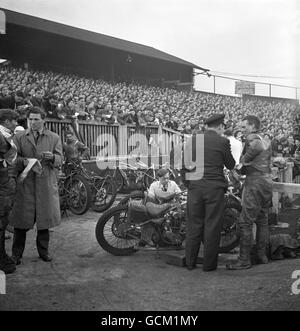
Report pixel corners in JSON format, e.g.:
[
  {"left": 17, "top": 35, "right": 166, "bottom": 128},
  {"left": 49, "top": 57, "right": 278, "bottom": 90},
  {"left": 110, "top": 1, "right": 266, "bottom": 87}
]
[{"left": 0, "top": 63, "right": 300, "bottom": 157}]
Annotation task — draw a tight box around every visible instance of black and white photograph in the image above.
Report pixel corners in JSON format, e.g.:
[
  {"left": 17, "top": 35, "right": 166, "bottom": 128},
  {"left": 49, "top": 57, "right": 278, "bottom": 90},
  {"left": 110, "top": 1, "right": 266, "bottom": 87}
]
[{"left": 0, "top": 0, "right": 300, "bottom": 314}]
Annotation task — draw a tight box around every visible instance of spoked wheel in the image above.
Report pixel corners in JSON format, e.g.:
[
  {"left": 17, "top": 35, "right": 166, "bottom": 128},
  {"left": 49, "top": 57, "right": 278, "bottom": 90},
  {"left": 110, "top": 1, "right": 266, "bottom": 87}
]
[
  {"left": 65, "top": 174, "right": 92, "bottom": 215},
  {"left": 91, "top": 177, "right": 117, "bottom": 212},
  {"left": 95, "top": 205, "right": 140, "bottom": 256},
  {"left": 218, "top": 199, "right": 241, "bottom": 253}
]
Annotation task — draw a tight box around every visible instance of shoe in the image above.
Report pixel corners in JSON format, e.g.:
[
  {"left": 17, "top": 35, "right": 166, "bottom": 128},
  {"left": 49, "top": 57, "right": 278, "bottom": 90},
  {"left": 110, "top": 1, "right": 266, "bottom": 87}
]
[
  {"left": 39, "top": 254, "right": 52, "bottom": 262},
  {"left": 203, "top": 267, "right": 217, "bottom": 272},
  {"left": 0, "top": 259, "right": 16, "bottom": 274},
  {"left": 3, "top": 254, "right": 15, "bottom": 265},
  {"left": 257, "top": 255, "right": 269, "bottom": 264},
  {"left": 11, "top": 255, "right": 21, "bottom": 265},
  {"left": 226, "top": 260, "right": 252, "bottom": 270}
]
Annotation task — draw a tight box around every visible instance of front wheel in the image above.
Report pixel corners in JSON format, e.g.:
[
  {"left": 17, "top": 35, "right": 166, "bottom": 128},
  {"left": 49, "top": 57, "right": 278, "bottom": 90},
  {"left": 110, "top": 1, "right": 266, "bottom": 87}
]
[
  {"left": 95, "top": 205, "right": 140, "bottom": 256},
  {"left": 91, "top": 177, "right": 117, "bottom": 212},
  {"left": 218, "top": 198, "right": 241, "bottom": 253},
  {"left": 65, "top": 174, "right": 92, "bottom": 215}
]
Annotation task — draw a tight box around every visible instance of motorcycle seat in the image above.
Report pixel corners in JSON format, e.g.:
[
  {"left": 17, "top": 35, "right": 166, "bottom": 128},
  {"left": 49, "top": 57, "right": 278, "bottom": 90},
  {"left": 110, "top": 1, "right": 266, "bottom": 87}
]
[{"left": 146, "top": 202, "right": 171, "bottom": 218}]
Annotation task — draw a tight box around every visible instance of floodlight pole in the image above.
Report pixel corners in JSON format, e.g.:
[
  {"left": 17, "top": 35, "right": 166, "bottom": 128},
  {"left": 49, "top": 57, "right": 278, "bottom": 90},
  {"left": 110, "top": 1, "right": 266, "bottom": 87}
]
[{"left": 213, "top": 75, "right": 216, "bottom": 94}]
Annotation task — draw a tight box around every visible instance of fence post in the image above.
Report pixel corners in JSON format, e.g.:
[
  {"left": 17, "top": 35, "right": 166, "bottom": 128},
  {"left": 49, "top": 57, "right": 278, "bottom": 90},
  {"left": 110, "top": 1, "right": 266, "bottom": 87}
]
[
  {"left": 284, "top": 161, "right": 294, "bottom": 200},
  {"left": 118, "top": 125, "right": 127, "bottom": 161},
  {"left": 271, "top": 167, "right": 279, "bottom": 215}
]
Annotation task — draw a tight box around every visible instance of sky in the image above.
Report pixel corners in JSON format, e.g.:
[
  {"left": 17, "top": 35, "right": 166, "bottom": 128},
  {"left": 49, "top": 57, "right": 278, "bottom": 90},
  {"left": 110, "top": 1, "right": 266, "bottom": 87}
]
[{"left": 0, "top": 0, "right": 299, "bottom": 99}]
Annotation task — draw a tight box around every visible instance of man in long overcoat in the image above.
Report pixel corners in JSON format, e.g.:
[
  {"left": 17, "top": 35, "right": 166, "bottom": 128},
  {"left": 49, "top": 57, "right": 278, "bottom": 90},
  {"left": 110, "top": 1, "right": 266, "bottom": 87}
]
[{"left": 10, "top": 107, "right": 63, "bottom": 264}]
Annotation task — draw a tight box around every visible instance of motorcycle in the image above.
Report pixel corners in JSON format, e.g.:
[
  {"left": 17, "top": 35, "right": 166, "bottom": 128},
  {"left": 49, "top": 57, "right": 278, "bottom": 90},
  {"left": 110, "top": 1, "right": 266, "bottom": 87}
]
[
  {"left": 59, "top": 160, "right": 117, "bottom": 215},
  {"left": 95, "top": 174, "right": 242, "bottom": 256}
]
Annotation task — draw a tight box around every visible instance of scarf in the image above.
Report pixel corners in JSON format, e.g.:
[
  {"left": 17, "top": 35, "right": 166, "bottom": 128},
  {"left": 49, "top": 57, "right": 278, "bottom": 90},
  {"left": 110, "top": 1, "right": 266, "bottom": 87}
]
[{"left": 0, "top": 124, "right": 13, "bottom": 139}]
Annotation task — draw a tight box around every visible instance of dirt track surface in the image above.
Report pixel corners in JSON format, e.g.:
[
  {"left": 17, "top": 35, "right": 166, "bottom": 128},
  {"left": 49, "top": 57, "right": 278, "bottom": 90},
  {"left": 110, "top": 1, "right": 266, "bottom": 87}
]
[{"left": 1, "top": 206, "right": 300, "bottom": 311}]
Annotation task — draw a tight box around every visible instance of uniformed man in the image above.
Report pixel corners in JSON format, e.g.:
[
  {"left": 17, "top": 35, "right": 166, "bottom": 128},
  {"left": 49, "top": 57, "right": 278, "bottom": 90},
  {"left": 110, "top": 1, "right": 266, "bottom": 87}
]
[
  {"left": 184, "top": 113, "right": 235, "bottom": 271},
  {"left": 0, "top": 109, "right": 19, "bottom": 274},
  {"left": 226, "top": 115, "right": 272, "bottom": 270}
]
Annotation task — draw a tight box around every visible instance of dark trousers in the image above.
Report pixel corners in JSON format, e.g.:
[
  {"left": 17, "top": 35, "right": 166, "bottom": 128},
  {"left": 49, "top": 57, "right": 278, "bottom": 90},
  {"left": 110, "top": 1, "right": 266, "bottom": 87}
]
[
  {"left": 0, "top": 176, "right": 15, "bottom": 259},
  {"left": 12, "top": 228, "right": 50, "bottom": 258},
  {"left": 185, "top": 181, "right": 225, "bottom": 270},
  {"left": 238, "top": 174, "right": 273, "bottom": 262},
  {"left": 0, "top": 218, "right": 9, "bottom": 259}
]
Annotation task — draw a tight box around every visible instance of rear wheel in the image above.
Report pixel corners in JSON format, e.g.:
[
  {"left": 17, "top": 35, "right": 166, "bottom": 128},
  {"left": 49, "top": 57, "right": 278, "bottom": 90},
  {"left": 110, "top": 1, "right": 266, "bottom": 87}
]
[{"left": 95, "top": 205, "right": 139, "bottom": 256}]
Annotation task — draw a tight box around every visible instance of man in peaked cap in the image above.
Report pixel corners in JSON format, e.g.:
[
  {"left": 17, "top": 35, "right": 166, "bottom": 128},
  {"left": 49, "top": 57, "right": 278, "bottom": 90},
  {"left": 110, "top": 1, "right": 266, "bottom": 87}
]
[
  {"left": 204, "top": 113, "right": 226, "bottom": 127},
  {"left": 183, "top": 113, "right": 235, "bottom": 271}
]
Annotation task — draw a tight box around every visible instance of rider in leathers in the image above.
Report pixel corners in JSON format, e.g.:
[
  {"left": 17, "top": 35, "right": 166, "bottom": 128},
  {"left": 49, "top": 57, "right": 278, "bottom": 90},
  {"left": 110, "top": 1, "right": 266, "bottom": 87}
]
[{"left": 227, "top": 115, "right": 273, "bottom": 270}]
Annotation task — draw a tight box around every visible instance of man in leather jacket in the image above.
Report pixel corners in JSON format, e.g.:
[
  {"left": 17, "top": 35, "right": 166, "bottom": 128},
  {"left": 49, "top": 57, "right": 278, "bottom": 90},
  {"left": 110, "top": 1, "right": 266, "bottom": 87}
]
[
  {"left": 227, "top": 115, "right": 273, "bottom": 270},
  {"left": 0, "top": 109, "right": 19, "bottom": 274}
]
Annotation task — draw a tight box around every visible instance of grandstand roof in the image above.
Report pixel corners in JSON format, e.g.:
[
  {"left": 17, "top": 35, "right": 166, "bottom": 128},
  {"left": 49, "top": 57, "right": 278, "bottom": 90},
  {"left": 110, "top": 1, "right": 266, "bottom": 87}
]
[{"left": 3, "top": 9, "right": 208, "bottom": 71}]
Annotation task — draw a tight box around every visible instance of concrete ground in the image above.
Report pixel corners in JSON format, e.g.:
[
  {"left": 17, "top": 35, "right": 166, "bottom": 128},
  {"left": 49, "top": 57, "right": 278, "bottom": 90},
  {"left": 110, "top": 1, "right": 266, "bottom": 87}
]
[{"left": 1, "top": 200, "right": 300, "bottom": 311}]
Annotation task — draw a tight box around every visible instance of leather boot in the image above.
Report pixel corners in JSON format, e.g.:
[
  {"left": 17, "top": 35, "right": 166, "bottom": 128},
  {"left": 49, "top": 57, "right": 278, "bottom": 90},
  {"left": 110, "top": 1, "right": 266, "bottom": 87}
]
[
  {"left": 226, "top": 242, "right": 252, "bottom": 270},
  {"left": 256, "top": 225, "right": 269, "bottom": 265}
]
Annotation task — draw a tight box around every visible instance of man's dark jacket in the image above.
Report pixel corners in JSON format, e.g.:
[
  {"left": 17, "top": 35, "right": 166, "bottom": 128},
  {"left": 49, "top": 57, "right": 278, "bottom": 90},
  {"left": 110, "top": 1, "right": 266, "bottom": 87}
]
[{"left": 182, "top": 129, "right": 235, "bottom": 188}]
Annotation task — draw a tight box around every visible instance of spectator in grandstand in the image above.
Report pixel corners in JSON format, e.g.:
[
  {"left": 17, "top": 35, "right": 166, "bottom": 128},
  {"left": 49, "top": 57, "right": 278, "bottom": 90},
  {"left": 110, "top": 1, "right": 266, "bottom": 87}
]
[
  {"left": 282, "top": 135, "right": 296, "bottom": 157},
  {"left": 0, "top": 90, "right": 27, "bottom": 110},
  {"left": 1, "top": 63, "right": 299, "bottom": 139},
  {"left": 30, "top": 89, "right": 45, "bottom": 108},
  {"left": 43, "top": 94, "right": 59, "bottom": 119},
  {"left": 294, "top": 137, "right": 300, "bottom": 154}
]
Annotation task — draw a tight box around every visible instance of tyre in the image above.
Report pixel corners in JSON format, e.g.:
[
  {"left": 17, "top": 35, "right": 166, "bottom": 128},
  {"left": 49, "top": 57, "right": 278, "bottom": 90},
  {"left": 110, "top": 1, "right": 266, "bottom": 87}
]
[
  {"left": 91, "top": 177, "right": 117, "bottom": 212},
  {"left": 95, "top": 205, "right": 139, "bottom": 256},
  {"left": 65, "top": 174, "right": 92, "bottom": 215},
  {"left": 118, "top": 190, "right": 145, "bottom": 206},
  {"left": 218, "top": 198, "right": 241, "bottom": 253}
]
